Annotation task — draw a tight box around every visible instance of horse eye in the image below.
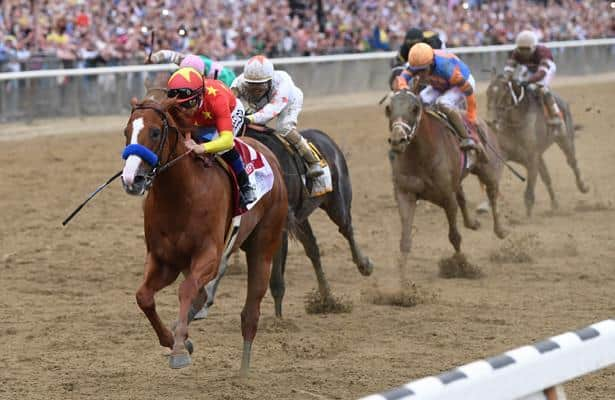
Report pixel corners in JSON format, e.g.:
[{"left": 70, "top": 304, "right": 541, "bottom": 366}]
[{"left": 150, "top": 128, "right": 161, "bottom": 140}]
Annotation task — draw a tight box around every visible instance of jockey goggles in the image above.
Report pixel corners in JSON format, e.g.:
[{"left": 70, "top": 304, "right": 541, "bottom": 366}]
[{"left": 167, "top": 87, "right": 203, "bottom": 103}]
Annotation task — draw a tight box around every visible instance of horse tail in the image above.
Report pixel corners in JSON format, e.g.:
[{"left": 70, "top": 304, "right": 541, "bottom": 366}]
[{"left": 285, "top": 208, "right": 299, "bottom": 240}]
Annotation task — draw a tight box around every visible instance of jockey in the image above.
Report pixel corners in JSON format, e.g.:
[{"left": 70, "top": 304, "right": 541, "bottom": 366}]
[
  {"left": 394, "top": 43, "right": 487, "bottom": 162},
  {"left": 504, "top": 30, "right": 562, "bottom": 127},
  {"left": 231, "top": 55, "right": 324, "bottom": 178},
  {"left": 392, "top": 28, "right": 444, "bottom": 68},
  {"left": 151, "top": 50, "right": 236, "bottom": 88},
  {"left": 167, "top": 67, "right": 256, "bottom": 208}
]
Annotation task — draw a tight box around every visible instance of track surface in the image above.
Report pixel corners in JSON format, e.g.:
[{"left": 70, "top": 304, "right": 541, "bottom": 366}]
[{"left": 1, "top": 78, "right": 614, "bottom": 399}]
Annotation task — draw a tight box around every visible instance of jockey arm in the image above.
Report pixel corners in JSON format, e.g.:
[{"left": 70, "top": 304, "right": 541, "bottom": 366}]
[
  {"left": 527, "top": 58, "right": 550, "bottom": 83},
  {"left": 449, "top": 66, "right": 477, "bottom": 123},
  {"left": 246, "top": 77, "right": 292, "bottom": 125},
  {"left": 150, "top": 50, "right": 184, "bottom": 65},
  {"left": 393, "top": 68, "right": 413, "bottom": 90},
  {"left": 201, "top": 95, "right": 235, "bottom": 154}
]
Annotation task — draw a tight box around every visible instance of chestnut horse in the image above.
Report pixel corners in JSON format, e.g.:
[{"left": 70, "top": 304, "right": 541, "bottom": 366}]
[
  {"left": 120, "top": 96, "right": 288, "bottom": 373},
  {"left": 386, "top": 89, "right": 507, "bottom": 268}
]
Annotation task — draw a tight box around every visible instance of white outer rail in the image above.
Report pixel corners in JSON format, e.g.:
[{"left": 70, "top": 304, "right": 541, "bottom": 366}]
[
  {"left": 360, "top": 319, "right": 615, "bottom": 400},
  {"left": 1, "top": 38, "right": 614, "bottom": 81}
]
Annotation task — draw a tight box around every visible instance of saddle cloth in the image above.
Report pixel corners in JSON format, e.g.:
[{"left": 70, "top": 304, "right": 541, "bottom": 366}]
[{"left": 234, "top": 138, "right": 274, "bottom": 213}]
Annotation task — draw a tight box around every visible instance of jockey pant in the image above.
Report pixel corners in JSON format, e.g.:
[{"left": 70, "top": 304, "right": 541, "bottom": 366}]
[
  {"left": 419, "top": 75, "right": 476, "bottom": 110},
  {"left": 220, "top": 147, "right": 249, "bottom": 187}
]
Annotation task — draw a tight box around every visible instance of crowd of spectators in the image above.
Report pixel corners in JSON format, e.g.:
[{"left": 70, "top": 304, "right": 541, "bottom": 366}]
[{"left": 0, "top": 0, "right": 614, "bottom": 71}]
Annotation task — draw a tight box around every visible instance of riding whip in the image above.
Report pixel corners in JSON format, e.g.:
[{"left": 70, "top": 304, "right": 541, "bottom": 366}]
[{"left": 62, "top": 171, "right": 122, "bottom": 226}]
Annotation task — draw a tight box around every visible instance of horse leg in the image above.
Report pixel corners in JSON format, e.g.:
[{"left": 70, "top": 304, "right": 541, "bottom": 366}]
[
  {"left": 555, "top": 134, "right": 589, "bottom": 193},
  {"left": 240, "top": 229, "right": 279, "bottom": 377},
  {"left": 457, "top": 185, "right": 480, "bottom": 230},
  {"left": 538, "top": 155, "right": 559, "bottom": 210},
  {"left": 269, "top": 232, "right": 288, "bottom": 318},
  {"left": 295, "top": 219, "right": 332, "bottom": 301},
  {"left": 524, "top": 153, "right": 539, "bottom": 217},
  {"left": 135, "top": 253, "right": 180, "bottom": 350},
  {"left": 395, "top": 188, "right": 417, "bottom": 276},
  {"left": 323, "top": 199, "right": 373, "bottom": 276},
  {"left": 443, "top": 195, "right": 462, "bottom": 254},
  {"left": 170, "top": 249, "right": 219, "bottom": 369},
  {"left": 474, "top": 157, "right": 507, "bottom": 239}
]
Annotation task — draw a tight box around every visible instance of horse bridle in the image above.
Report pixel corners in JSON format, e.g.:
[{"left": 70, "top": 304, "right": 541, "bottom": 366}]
[
  {"left": 124, "top": 104, "right": 192, "bottom": 188},
  {"left": 388, "top": 90, "right": 422, "bottom": 146}
]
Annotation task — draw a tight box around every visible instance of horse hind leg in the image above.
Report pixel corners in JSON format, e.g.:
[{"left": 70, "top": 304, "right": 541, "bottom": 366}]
[
  {"left": 295, "top": 219, "right": 333, "bottom": 301},
  {"left": 269, "top": 232, "right": 288, "bottom": 318},
  {"left": 456, "top": 185, "right": 480, "bottom": 230},
  {"left": 240, "top": 225, "right": 281, "bottom": 376},
  {"left": 555, "top": 132, "right": 589, "bottom": 193},
  {"left": 323, "top": 193, "right": 374, "bottom": 276},
  {"left": 538, "top": 156, "right": 559, "bottom": 210}
]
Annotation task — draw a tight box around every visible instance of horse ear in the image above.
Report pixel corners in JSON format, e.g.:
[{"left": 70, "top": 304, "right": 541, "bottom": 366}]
[{"left": 130, "top": 97, "right": 139, "bottom": 108}]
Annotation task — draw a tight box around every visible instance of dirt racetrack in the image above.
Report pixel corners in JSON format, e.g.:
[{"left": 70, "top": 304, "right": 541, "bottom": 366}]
[{"left": 1, "top": 77, "right": 614, "bottom": 400}]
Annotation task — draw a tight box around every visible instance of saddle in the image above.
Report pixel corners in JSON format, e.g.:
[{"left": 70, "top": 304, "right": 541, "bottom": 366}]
[
  {"left": 242, "top": 124, "right": 332, "bottom": 197},
  {"left": 426, "top": 107, "right": 485, "bottom": 146}
]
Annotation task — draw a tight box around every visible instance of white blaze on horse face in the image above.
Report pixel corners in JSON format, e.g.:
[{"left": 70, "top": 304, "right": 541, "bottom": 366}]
[{"left": 122, "top": 117, "right": 145, "bottom": 186}]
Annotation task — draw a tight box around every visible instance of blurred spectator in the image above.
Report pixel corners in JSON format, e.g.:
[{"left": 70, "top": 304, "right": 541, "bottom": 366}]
[{"left": 0, "top": 0, "right": 612, "bottom": 71}]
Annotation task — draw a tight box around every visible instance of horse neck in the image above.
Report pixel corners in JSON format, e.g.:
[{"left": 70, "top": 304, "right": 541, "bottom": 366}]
[{"left": 410, "top": 112, "right": 440, "bottom": 154}]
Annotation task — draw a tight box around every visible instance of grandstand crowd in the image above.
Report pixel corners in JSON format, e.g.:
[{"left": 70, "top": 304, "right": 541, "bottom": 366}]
[{"left": 1, "top": 0, "right": 614, "bottom": 70}]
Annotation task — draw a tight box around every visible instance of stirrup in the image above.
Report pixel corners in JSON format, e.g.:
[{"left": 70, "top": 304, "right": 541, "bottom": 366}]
[
  {"left": 239, "top": 184, "right": 257, "bottom": 207},
  {"left": 460, "top": 138, "right": 477, "bottom": 150},
  {"left": 306, "top": 163, "right": 324, "bottom": 178}
]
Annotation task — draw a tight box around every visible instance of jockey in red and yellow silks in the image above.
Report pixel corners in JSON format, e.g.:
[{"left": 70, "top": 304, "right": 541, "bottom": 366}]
[
  {"left": 167, "top": 67, "right": 256, "bottom": 208},
  {"left": 394, "top": 43, "right": 487, "bottom": 162}
]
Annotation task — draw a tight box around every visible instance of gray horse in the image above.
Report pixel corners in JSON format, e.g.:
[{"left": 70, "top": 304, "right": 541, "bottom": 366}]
[{"left": 486, "top": 72, "right": 589, "bottom": 217}]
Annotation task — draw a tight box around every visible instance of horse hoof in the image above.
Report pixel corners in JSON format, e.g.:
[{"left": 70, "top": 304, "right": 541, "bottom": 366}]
[
  {"left": 495, "top": 228, "right": 508, "bottom": 239},
  {"left": 580, "top": 184, "right": 590, "bottom": 194},
  {"left": 185, "top": 339, "right": 194, "bottom": 355},
  {"left": 358, "top": 258, "right": 374, "bottom": 276},
  {"left": 475, "top": 201, "right": 490, "bottom": 214},
  {"left": 466, "top": 220, "right": 480, "bottom": 230},
  {"left": 169, "top": 350, "right": 192, "bottom": 369}
]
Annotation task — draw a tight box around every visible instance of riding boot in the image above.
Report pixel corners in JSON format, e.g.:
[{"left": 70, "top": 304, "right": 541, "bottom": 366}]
[
  {"left": 284, "top": 128, "right": 324, "bottom": 178},
  {"left": 440, "top": 105, "right": 488, "bottom": 163},
  {"left": 221, "top": 148, "right": 257, "bottom": 208},
  {"left": 542, "top": 89, "right": 563, "bottom": 127}
]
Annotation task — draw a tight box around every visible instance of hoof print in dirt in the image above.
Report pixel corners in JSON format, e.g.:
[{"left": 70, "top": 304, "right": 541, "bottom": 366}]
[
  {"left": 363, "top": 280, "right": 436, "bottom": 307},
  {"left": 304, "top": 289, "right": 352, "bottom": 314},
  {"left": 438, "top": 253, "right": 483, "bottom": 279}
]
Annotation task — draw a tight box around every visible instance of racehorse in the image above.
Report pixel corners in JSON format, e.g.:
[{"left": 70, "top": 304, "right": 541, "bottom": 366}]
[
  {"left": 486, "top": 72, "right": 589, "bottom": 216},
  {"left": 386, "top": 89, "right": 506, "bottom": 267},
  {"left": 120, "top": 96, "right": 288, "bottom": 374},
  {"left": 243, "top": 124, "right": 374, "bottom": 316}
]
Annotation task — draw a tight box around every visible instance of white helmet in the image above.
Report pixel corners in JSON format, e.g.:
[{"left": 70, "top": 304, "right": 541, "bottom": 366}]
[
  {"left": 516, "top": 30, "right": 538, "bottom": 51},
  {"left": 243, "top": 55, "right": 274, "bottom": 83}
]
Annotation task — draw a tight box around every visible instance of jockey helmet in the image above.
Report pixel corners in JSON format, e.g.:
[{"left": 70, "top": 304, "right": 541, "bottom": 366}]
[
  {"left": 516, "top": 30, "right": 538, "bottom": 52},
  {"left": 408, "top": 43, "right": 434, "bottom": 72},
  {"left": 167, "top": 67, "right": 204, "bottom": 106},
  {"left": 243, "top": 55, "right": 274, "bottom": 83},
  {"left": 179, "top": 54, "right": 206, "bottom": 75}
]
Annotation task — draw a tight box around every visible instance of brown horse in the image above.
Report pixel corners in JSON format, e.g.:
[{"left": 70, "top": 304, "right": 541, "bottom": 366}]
[
  {"left": 386, "top": 89, "right": 506, "bottom": 267},
  {"left": 486, "top": 73, "right": 589, "bottom": 216},
  {"left": 120, "top": 96, "right": 288, "bottom": 374}
]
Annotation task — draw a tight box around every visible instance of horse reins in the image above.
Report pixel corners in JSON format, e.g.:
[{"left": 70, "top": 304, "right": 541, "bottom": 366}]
[
  {"left": 388, "top": 90, "right": 422, "bottom": 146},
  {"left": 130, "top": 104, "right": 192, "bottom": 181}
]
